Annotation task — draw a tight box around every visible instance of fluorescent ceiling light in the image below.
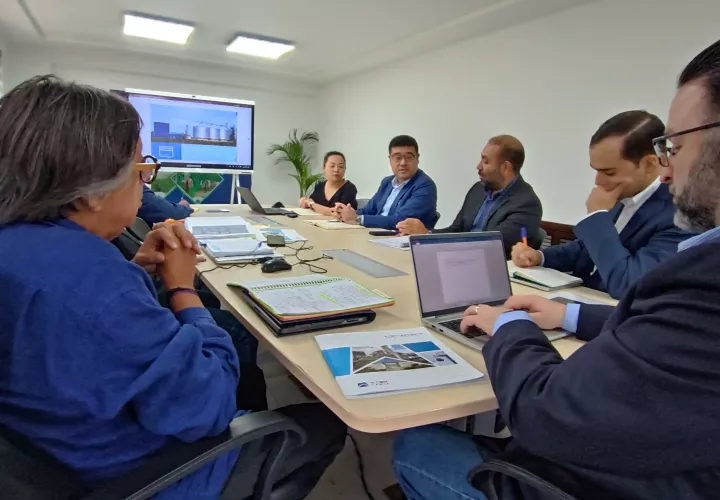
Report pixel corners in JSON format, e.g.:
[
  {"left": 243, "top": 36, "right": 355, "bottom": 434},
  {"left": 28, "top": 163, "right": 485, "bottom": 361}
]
[
  {"left": 226, "top": 34, "right": 295, "bottom": 60},
  {"left": 123, "top": 13, "right": 194, "bottom": 45}
]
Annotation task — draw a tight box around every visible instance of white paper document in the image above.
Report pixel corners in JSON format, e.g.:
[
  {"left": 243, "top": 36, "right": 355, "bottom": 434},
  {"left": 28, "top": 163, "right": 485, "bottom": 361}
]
[
  {"left": 303, "top": 220, "right": 363, "bottom": 230},
  {"left": 370, "top": 236, "right": 410, "bottom": 250},
  {"left": 185, "top": 217, "right": 250, "bottom": 239},
  {"left": 287, "top": 208, "right": 318, "bottom": 216},
  {"left": 203, "top": 238, "right": 274, "bottom": 258},
  {"left": 316, "top": 328, "right": 484, "bottom": 398}
]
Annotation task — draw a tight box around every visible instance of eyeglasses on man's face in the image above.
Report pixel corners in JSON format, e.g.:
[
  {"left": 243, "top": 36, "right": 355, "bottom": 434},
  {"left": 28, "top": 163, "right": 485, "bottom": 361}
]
[
  {"left": 134, "top": 155, "right": 161, "bottom": 183},
  {"left": 390, "top": 153, "right": 418, "bottom": 163},
  {"left": 653, "top": 121, "right": 720, "bottom": 167}
]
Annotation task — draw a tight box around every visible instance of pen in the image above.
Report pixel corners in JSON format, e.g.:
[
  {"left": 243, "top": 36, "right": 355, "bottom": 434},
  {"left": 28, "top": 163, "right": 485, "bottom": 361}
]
[{"left": 521, "top": 227, "right": 528, "bottom": 247}]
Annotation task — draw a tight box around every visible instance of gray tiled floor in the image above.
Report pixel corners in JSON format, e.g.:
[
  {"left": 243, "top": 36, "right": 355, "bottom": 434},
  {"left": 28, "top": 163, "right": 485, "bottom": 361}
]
[{"left": 259, "top": 350, "right": 399, "bottom": 500}]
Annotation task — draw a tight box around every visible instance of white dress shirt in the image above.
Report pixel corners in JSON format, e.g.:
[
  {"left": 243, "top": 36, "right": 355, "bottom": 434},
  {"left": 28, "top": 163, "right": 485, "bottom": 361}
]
[{"left": 540, "top": 177, "right": 661, "bottom": 267}]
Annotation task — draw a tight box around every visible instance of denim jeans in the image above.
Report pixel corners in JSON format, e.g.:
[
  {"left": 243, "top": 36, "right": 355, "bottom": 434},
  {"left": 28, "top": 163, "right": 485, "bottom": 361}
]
[{"left": 393, "top": 425, "right": 488, "bottom": 500}]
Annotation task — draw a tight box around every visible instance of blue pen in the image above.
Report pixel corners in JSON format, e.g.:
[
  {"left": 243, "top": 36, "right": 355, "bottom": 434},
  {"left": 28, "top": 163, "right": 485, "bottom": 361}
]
[{"left": 521, "top": 227, "right": 528, "bottom": 247}]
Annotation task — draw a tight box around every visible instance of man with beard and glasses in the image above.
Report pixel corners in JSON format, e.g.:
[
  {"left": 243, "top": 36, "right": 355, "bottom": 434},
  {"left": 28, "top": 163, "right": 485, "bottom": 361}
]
[
  {"left": 396, "top": 135, "right": 543, "bottom": 258},
  {"left": 392, "top": 39, "right": 720, "bottom": 500}
]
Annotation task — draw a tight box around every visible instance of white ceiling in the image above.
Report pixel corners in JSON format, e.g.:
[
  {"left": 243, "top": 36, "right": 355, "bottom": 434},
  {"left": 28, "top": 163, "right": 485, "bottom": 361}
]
[{"left": 0, "top": 0, "right": 599, "bottom": 82}]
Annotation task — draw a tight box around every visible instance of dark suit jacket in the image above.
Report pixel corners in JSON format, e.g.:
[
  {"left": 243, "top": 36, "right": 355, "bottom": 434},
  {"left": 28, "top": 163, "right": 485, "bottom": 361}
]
[
  {"left": 138, "top": 186, "right": 193, "bottom": 226},
  {"left": 542, "top": 183, "right": 693, "bottom": 299},
  {"left": 484, "top": 240, "right": 720, "bottom": 500},
  {"left": 358, "top": 169, "right": 437, "bottom": 230},
  {"left": 435, "top": 176, "right": 543, "bottom": 256}
]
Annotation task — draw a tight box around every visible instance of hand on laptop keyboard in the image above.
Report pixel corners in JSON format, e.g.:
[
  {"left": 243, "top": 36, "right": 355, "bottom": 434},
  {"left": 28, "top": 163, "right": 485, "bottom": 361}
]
[{"left": 439, "top": 319, "right": 487, "bottom": 339}]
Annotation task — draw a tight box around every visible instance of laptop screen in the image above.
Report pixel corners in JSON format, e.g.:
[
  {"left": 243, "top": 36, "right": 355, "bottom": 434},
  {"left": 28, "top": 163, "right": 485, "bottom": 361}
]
[{"left": 409, "top": 233, "right": 512, "bottom": 317}]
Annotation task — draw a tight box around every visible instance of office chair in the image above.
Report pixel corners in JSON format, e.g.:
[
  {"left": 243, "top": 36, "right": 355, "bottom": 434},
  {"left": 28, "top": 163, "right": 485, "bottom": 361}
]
[
  {"left": 468, "top": 446, "right": 621, "bottom": 500},
  {"left": 0, "top": 411, "right": 306, "bottom": 500},
  {"left": 127, "top": 217, "right": 152, "bottom": 242},
  {"left": 356, "top": 198, "right": 370, "bottom": 210}
]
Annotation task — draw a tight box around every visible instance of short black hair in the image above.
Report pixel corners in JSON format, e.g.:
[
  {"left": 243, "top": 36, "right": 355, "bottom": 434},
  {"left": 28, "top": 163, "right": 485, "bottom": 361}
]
[
  {"left": 679, "top": 39, "right": 720, "bottom": 116},
  {"left": 388, "top": 135, "right": 419, "bottom": 155},
  {"left": 323, "top": 151, "right": 346, "bottom": 165},
  {"left": 590, "top": 110, "right": 665, "bottom": 163}
]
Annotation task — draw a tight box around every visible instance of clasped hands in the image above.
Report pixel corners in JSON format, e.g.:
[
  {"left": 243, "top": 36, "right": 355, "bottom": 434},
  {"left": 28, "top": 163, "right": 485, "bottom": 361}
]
[
  {"left": 330, "top": 202, "right": 359, "bottom": 224},
  {"left": 131, "top": 222, "right": 204, "bottom": 275},
  {"left": 461, "top": 295, "right": 567, "bottom": 336}
]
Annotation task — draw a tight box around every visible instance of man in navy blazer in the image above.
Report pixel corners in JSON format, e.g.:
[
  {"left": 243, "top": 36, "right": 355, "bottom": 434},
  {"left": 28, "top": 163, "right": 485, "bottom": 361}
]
[
  {"left": 512, "top": 110, "right": 693, "bottom": 298},
  {"left": 392, "top": 39, "right": 720, "bottom": 500},
  {"left": 334, "top": 135, "right": 437, "bottom": 230}
]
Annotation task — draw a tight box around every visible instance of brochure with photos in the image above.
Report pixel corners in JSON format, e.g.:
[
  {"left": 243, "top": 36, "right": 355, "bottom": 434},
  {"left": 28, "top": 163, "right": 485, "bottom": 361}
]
[{"left": 315, "top": 328, "right": 484, "bottom": 398}]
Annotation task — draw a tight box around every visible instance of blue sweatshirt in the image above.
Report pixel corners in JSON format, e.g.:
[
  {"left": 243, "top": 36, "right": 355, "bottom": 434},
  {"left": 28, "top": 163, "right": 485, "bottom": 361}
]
[
  {"left": 138, "top": 185, "right": 193, "bottom": 225},
  {"left": 0, "top": 219, "right": 242, "bottom": 498}
]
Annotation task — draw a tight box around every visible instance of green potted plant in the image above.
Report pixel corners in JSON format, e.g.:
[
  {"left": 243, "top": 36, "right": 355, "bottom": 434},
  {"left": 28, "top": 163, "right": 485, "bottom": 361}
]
[{"left": 267, "top": 129, "right": 322, "bottom": 197}]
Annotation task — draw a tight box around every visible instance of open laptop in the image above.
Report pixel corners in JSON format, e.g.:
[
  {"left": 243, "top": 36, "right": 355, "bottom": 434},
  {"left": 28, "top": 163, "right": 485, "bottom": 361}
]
[
  {"left": 237, "top": 187, "right": 291, "bottom": 215},
  {"left": 409, "top": 231, "right": 570, "bottom": 351}
]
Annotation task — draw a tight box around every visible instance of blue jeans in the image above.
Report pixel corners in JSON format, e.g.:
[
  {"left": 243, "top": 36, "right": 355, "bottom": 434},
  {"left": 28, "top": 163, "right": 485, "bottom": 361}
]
[{"left": 393, "top": 425, "right": 488, "bottom": 500}]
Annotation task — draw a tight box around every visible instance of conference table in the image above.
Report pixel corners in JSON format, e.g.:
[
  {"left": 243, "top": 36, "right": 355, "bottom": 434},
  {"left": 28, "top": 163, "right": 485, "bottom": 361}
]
[{"left": 195, "top": 205, "right": 617, "bottom": 434}]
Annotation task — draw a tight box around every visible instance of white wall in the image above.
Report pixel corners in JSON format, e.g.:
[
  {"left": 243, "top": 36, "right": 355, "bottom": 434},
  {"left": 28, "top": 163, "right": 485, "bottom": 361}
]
[
  {"left": 319, "top": 0, "right": 720, "bottom": 225},
  {"left": 4, "top": 42, "right": 322, "bottom": 205}
]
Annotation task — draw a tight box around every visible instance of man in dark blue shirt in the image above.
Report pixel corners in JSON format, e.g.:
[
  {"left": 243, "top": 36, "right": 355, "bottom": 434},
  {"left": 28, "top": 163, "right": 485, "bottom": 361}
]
[
  {"left": 138, "top": 185, "right": 193, "bottom": 225},
  {"left": 397, "top": 135, "right": 543, "bottom": 256}
]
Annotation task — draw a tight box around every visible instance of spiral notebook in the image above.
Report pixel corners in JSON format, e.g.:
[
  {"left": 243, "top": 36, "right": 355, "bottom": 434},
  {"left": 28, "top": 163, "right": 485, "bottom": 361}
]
[{"left": 228, "top": 275, "right": 395, "bottom": 321}]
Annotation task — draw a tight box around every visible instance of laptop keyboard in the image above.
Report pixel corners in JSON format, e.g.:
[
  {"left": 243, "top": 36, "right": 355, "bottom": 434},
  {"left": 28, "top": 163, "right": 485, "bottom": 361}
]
[{"left": 439, "top": 319, "right": 487, "bottom": 339}]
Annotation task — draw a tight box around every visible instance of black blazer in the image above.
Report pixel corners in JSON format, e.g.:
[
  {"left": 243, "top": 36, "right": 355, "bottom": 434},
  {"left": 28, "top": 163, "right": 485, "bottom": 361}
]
[
  {"left": 483, "top": 240, "right": 720, "bottom": 500},
  {"left": 434, "top": 176, "right": 543, "bottom": 256},
  {"left": 309, "top": 180, "right": 358, "bottom": 209}
]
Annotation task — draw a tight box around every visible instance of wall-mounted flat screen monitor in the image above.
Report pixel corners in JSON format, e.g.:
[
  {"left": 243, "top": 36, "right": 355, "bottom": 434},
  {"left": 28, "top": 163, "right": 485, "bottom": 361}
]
[{"left": 113, "top": 88, "right": 254, "bottom": 173}]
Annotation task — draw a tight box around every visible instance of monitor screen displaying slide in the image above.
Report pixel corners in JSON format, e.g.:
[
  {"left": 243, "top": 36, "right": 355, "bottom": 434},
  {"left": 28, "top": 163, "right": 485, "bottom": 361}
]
[{"left": 114, "top": 90, "right": 254, "bottom": 172}]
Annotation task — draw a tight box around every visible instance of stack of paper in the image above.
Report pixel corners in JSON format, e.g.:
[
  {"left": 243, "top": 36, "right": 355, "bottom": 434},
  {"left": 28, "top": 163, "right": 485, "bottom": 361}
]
[
  {"left": 303, "top": 220, "right": 363, "bottom": 230},
  {"left": 185, "top": 217, "right": 249, "bottom": 239},
  {"left": 370, "top": 236, "right": 410, "bottom": 250},
  {"left": 508, "top": 264, "right": 583, "bottom": 291},
  {"left": 286, "top": 208, "right": 318, "bottom": 216},
  {"left": 203, "top": 238, "right": 274, "bottom": 258},
  {"left": 316, "top": 328, "right": 483, "bottom": 398},
  {"left": 228, "top": 274, "right": 394, "bottom": 320}
]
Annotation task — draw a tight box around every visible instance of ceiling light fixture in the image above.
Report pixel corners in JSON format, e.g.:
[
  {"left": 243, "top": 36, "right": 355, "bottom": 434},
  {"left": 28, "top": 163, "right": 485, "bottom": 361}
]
[
  {"left": 226, "top": 34, "right": 295, "bottom": 60},
  {"left": 123, "top": 12, "right": 195, "bottom": 45}
]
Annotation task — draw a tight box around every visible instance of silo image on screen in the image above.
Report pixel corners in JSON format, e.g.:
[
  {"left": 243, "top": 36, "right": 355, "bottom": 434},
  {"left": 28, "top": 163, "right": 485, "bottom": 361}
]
[{"left": 149, "top": 104, "right": 238, "bottom": 164}]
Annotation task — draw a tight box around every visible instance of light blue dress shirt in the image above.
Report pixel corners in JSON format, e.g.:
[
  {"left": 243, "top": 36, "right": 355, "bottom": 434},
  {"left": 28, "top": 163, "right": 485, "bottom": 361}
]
[
  {"left": 381, "top": 177, "right": 409, "bottom": 216},
  {"left": 497, "top": 225, "right": 720, "bottom": 336},
  {"left": 360, "top": 177, "right": 409, "bottom": 226}
]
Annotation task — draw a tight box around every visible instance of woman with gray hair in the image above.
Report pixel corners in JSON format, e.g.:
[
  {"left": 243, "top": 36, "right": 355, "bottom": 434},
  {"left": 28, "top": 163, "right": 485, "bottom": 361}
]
[{"left": 0, "top": 76, "right": 346, "bottom": 499}]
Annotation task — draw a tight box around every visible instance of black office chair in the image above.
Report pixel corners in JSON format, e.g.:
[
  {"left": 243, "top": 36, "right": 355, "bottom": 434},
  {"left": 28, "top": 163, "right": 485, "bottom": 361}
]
[
  {"left": 0, "top": 411, "right": 306, "bottom": 500},
  {"left": 431, "top": 211, "right": 441, "bottom": 229},
  {"left": 127, "top": 217, "right": 152, "bottom": 242},
  {"left": 468, "top": 447, "right": 618, "bottom": 500}
]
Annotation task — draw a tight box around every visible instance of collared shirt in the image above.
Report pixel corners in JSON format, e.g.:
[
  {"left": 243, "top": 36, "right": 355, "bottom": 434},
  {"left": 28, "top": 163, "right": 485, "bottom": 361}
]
[
  {"left": 547, "top": 224, "right": 720, "bottom": 336},
  {"left": 380, "top": 177, "right": 410, "bottom": 216},
  {"left": 540, "top": 178, "right": 662, "bottom": 267},
  {"left": 614, "top": 177, "right": 662, "bottom": 233},
  {"left": 471, "top": 176, "right": 518, "bottom": 232}
]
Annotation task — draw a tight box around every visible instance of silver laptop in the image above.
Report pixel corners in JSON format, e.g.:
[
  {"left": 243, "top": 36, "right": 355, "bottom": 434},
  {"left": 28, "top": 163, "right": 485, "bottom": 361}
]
[
  {"left": 237, "top": 187, "right": 290, "bottom": 215},
  {"left": 409, "top": 231, "right": 569, "bottom": 351}
]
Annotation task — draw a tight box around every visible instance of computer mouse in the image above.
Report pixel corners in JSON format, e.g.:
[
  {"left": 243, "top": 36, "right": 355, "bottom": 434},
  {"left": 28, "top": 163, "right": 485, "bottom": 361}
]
[
  {"left": 261, "top": 257, "right": 293, "bottom": 273},
  {"left": 285, "top": 212, "right": 299, "bottom": 218}
]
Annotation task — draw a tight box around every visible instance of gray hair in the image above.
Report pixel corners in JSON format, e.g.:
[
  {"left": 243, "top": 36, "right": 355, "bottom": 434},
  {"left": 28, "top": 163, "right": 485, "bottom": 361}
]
[{"left": 0, "top": 75, "right": 141, "bottom": 224}]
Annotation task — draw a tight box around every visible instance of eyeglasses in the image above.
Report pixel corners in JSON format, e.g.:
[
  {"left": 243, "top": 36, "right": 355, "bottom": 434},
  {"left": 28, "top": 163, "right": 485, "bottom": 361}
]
[
  {"left": 653, "top": 121, "right": 720, "bottom": 167},
  {"left": 390, "top": 153, "right": 418, "bottom": 163},
  {"left": 135, "top": 155, "right": 161, "bottom": 183}
]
